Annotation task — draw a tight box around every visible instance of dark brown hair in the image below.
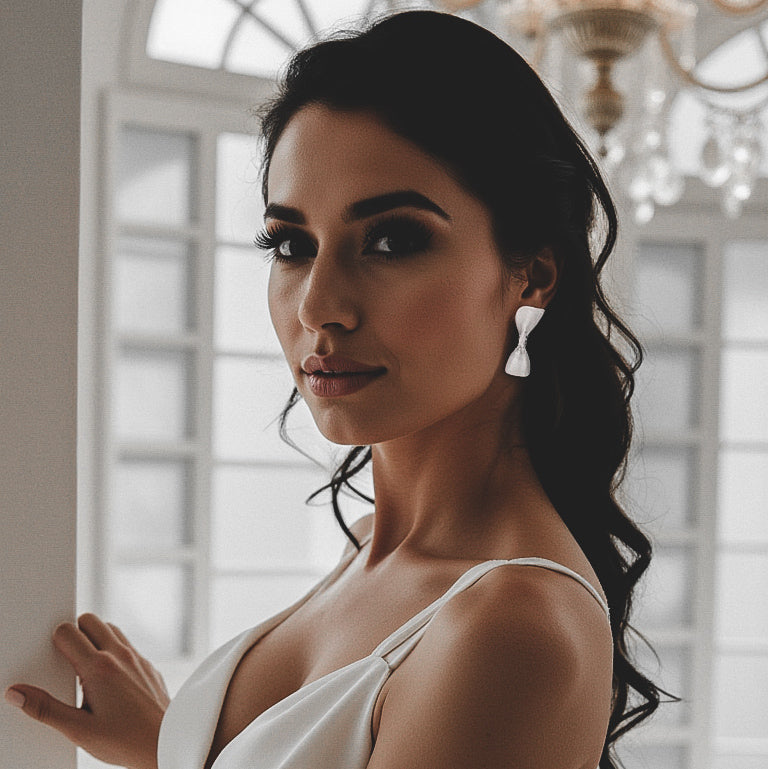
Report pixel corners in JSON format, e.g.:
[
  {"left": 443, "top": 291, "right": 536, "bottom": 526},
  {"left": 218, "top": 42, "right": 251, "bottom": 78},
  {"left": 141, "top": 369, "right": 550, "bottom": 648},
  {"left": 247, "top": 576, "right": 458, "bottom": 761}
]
[{"left": 254, "top": 10, "right": 679, "bottom": 767}]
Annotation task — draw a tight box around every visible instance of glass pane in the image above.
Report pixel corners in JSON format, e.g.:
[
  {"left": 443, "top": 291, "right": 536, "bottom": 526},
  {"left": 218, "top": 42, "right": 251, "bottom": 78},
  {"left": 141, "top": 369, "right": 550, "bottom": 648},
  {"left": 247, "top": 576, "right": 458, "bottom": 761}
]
[
  {"left": 114, "top": 349, "right": 192, "bottom": 442},
  {"left": 714, "top": 551, "right": 768, "bottom": 640},
  {"left": 211, "top": 464, "right": 325, "bottom": 569},
  {"left": 633, "top": 642, "right": 691, "bottom": 725},
  {"left": 310, "top": 496, "right": 373, "bottom": 572},
  {"left": 250, "top": 0, "right": 314, "bottom": 48},
  {"left": 718, "top": 450, "right": 768, "bottom": 544},
  {"left": 216, "top": 133, "right": 265, "bottom": 245},
  {"left": 699, "top": 26, "right": 768, "bottom": 85},
  {"left": 712, "top": 652, "right": 768, "bottom": 739},
  {"left": 214, "top": 245, "right": 280, "bottom": 354},
  {"left": 210, "top": 573, "right": 319, "bottom": 650},
  {"left": 225, "top": 16, "right": 294, "bottom": 79},
  {"left": 213, "top": 356, "right": 334, "bottom": 464},
  {"left": 624, "top": 447, "right": 695, "bottom": 533},
  {"left": 306, "top": 0, "right": 370, "bottom": 32},
  {"left": 634, "top": 242, "right": 701, "bottom": 335},
  {"left": 114, "top": 236, "right": 193, "bottom": 334},
  {"left": 720, "top": 349, "right": 768, "bottom": 443},
  {"left": 211, "top": 466, "right": 371, "bottom": 571},
  {"left": 722, "top": 240, "right": 768, "bottom": 341},
  {"left": 633, "top": 546, "right": 694, "bottom": 630},
  {"left": 634, "top": 348, "right": 699, "bottom": 433},
  {"left": 147, "top": 0, "right": 240, "bottom": 68},
  {"left": 111, "top": 460, "right": 191, "bottom": 550},
  {"left": 614, "top": 742, "right": 688, "bottom": 769},
  {"left": 109, "top": 565, "right": 190, "bottom": 659},
  {"left": 116, "top": 126, "right": 195, "bottom": 226},
  {"left": 713, "top": 755, "right": 768, "bottom": 769}
]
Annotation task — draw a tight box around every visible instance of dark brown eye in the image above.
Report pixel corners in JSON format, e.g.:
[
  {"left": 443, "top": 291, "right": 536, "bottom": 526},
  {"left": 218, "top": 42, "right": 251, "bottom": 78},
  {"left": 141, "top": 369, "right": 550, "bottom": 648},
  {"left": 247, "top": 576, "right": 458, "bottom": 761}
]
[
  {"left": 254, "top": 225, "right": 314, "bottom": 263},
  {"left": 363, "top": 215, "right": 434, "bottom": 259}
]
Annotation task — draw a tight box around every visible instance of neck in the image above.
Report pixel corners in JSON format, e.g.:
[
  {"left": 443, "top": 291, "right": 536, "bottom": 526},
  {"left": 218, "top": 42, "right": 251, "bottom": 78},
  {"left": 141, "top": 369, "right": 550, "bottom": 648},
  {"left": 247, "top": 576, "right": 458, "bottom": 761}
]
[{"left": 363, "top": 378, "right": 552, "bottom": 568}]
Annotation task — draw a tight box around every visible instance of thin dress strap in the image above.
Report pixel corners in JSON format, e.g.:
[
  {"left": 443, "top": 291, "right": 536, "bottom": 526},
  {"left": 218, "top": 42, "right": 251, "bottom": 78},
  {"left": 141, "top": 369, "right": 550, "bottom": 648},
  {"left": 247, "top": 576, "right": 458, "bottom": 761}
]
[
  {"left": 502, "top": 557, "right": 610, "bottom": 618},
  {"left": 376, "top": 557, "right": 610, "bottom": 670}
]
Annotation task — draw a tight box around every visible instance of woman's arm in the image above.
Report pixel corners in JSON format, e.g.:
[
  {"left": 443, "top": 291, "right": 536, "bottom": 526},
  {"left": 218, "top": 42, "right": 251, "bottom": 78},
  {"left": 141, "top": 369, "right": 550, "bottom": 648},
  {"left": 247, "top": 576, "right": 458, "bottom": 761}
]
[
  {"left": 5, "top": 613, "right": 169, "bottom": 769},
  {"left": 366, "top": 566, "right": 614, "bottom": 769}
]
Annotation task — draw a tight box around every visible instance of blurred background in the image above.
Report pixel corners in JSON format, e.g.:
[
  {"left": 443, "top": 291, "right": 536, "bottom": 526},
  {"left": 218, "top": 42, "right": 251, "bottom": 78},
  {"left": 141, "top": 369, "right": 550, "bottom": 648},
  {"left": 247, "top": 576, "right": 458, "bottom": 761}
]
[{"left": 74, "top": 1, "right": 768, "bottom": 767}]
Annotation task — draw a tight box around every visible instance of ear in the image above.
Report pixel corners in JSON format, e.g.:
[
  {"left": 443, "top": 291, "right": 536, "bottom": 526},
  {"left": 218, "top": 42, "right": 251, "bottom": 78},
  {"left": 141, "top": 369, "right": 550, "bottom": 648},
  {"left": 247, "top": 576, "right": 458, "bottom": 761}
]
[{"left": 520, "top": 247, "right": 559, "bottom": 308}]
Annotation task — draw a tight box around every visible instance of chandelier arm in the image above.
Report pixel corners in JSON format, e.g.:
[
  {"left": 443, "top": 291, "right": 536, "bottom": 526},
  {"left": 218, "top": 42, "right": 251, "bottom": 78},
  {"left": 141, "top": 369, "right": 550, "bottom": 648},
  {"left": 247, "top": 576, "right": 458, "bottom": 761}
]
[
  {"left": 709, "top": 0, "right": 768, "bottom": 15},
  {"left": 659, "top": 26, "right": 768, "bottom": 92}
]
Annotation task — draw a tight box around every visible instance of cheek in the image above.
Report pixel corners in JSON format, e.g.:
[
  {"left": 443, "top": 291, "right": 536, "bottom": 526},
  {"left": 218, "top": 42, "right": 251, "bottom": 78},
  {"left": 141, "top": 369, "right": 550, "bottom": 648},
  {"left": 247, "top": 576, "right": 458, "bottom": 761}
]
[
  {"left": 387, "top": 280, "right": 449, "bottom": 342},
  {"left": 267, "top": 272, "right": 297, "bottom": 349},
  {"left": 381, "top": 272, "right": 506, "bottom": 372}
]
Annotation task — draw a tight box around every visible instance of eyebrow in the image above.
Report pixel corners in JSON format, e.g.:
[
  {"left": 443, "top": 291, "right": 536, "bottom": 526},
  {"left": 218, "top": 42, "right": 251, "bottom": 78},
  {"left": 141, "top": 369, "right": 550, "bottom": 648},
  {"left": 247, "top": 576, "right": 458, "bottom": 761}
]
[{"left": 264, "top": 190, "right": 452, "bottom": 225}]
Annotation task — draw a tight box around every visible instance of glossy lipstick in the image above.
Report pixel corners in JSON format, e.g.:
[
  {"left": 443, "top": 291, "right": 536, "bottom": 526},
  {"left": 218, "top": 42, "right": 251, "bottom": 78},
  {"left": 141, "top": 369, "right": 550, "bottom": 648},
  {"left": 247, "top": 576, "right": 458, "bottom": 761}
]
[{"left": 302, "top": 354, "right": 386, "bottom": 398}]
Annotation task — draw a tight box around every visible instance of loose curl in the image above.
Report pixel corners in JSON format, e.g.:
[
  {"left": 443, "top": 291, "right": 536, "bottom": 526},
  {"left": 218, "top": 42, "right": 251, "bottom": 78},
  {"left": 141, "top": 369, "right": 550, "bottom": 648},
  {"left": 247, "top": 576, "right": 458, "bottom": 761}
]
[{"left": 253, "top": 10, "right": 679, "bottom": 767}]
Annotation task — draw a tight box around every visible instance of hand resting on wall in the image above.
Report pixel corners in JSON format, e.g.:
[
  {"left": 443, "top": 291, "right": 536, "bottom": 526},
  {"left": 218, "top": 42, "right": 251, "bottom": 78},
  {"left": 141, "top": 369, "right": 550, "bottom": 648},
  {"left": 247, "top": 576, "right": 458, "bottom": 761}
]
[{"left": 5, "top": 613, "right": 168, "bottom": 769}]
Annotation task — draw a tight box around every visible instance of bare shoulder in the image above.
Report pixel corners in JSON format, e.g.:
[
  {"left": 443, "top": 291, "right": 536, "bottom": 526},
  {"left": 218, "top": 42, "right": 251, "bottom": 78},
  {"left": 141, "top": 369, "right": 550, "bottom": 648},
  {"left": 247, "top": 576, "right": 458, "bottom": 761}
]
[
  {"left": 369, "top": 563, "right": 613, "bottom": 769},
  {"left": 447, "top": 560, "right": 612, "bottom": 650},
  {"left": 440, "top": 563, "right": 613, "bottom": 690},
  {"left": 421, "top": 562, "right": 613, "bottom": 696}
]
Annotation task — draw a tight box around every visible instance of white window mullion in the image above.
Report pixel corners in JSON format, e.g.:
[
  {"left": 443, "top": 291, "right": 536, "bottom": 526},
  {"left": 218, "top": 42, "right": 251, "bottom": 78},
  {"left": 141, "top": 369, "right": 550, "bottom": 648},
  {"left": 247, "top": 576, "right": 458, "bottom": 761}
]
[
  {"left": 712, "top": 233, "right": 768, "bottom": 767},
  {"left": 620, "top": 229, "right": 712, "bottom": 768},
  {"left": 98, "top": 93, "right": 208, "bottom": 694},
  {"left": 689, "top": 230, "right": 725, "bottom": 769}
]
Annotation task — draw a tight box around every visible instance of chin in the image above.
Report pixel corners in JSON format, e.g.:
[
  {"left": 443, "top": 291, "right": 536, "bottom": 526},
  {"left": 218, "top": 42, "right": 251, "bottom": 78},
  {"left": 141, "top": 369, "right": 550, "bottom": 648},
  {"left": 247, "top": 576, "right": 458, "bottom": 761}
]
[
  {"left": 309, "top": 407, "right": 403, "bottom": 447},
  {"left": 315, "top": 410, "right": 441, "bottom": 448},
  {"left": 315, "top": 420, "right": 384, "bottom": 447}
]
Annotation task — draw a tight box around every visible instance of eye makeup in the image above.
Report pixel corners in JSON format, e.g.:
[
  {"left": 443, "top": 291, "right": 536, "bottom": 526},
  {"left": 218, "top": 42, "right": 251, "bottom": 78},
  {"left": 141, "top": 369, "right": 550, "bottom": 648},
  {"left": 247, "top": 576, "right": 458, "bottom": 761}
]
[
  {"left": 253, "top": 213, "right": 434, "bottom": 264},
  {"left": 253, "top": 223, "right": 310, "bottom": 262}
]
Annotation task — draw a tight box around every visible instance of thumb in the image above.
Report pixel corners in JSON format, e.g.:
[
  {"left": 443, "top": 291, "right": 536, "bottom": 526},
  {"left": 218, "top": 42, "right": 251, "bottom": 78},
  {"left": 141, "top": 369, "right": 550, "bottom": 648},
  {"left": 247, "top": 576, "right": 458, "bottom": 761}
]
[{"left": 5, "top": 685, "right": 87, "bottom": 742}]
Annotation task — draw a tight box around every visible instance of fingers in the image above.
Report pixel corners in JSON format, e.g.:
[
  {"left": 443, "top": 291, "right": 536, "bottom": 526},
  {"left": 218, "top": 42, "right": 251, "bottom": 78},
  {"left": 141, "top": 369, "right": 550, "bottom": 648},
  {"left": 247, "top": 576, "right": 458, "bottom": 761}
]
[
  {"left": 106, "top": 621, "right": 145, "bottom": 661},
  {"left": 78, "top": 613, "right": 120, "bottom": 651},
  {"left": 106, "top": 622, "right": 131, "bottom": 647},
  {"left": 52, "top": 622, "right": 99, "bottom": 677},
  {"left": 53, "top": 615, "right": 129, "bottom": 675},
  {"left": 108, "top": 623, "right": 169, "bottom": 703},
  {"left": 4, "top": 685, "right": 88, "bottom": 743}
]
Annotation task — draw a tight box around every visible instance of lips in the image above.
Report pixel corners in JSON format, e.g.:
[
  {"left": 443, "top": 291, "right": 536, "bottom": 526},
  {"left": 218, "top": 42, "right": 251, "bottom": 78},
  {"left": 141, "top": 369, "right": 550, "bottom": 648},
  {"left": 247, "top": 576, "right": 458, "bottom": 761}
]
[
  {"left": 301, "top": 354, "right": 386, "bottom": 398},
  {"left": 302, "top": 354, "right": 385, "bottom": 376}
]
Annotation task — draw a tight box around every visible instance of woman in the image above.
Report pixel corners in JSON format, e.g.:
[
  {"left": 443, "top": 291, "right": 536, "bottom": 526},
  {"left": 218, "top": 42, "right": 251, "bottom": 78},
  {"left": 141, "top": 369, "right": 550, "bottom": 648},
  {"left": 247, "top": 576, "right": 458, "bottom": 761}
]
[{"left": 5, "top": 10, "right": 673, "bottom": 769}]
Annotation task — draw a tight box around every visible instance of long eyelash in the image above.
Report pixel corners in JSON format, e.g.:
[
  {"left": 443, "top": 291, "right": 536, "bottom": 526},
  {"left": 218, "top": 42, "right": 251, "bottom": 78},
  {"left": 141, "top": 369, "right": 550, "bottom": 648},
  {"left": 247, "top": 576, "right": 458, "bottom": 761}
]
[
  {"left": 362, "top": 214, "right": 434, "bottom": 257},
  {"left": 253, "top": 214, "right": 434, "bottom": 263},
  {"left": 253, "top": 224, "right": 306, "bottom": 262}
]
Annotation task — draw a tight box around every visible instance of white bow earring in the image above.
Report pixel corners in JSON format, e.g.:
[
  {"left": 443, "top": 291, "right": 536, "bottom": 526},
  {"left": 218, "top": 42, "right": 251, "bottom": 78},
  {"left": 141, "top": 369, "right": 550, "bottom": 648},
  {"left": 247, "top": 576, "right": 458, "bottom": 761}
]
[{"left": 505, "top": 306, "right": 545, "bottom": 377}]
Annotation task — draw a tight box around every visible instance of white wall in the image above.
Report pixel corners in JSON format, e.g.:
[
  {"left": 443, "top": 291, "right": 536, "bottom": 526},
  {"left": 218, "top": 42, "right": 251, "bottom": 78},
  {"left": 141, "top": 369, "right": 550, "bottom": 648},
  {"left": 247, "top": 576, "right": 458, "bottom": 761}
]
[{"left": 0, "top": 2, "right": 81, "bottom": 766}]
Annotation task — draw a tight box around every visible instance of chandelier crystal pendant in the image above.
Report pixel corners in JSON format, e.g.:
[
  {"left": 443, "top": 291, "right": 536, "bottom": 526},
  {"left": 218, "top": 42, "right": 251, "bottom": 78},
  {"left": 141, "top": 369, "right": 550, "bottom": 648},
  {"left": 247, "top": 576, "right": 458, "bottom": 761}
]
[{"left": 434, "top": 0, "right": 768, "bottom": 222}]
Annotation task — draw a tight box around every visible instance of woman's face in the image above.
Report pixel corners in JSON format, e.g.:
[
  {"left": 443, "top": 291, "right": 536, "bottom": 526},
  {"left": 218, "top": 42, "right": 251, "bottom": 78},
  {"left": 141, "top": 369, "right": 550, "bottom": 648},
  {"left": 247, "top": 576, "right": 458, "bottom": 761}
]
[{"left": 264, "top": 104, "right": 525, "bottom": 446}]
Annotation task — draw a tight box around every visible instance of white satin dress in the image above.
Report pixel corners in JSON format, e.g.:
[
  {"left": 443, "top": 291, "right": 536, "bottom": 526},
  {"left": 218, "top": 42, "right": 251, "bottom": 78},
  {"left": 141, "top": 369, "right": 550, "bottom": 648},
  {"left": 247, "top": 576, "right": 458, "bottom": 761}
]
[{"left": 158, "top": 533, "right": 611, "bottom": 769}]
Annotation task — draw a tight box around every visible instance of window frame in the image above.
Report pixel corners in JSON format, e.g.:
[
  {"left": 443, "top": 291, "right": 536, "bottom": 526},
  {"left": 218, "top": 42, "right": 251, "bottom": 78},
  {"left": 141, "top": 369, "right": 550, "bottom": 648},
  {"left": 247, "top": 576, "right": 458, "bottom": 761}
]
[
  {"left": 619, "top": 208, "right": 768, "bottom": 768},
  {"left": 92, "top": 89, "right": 270, "bottom": 687}
]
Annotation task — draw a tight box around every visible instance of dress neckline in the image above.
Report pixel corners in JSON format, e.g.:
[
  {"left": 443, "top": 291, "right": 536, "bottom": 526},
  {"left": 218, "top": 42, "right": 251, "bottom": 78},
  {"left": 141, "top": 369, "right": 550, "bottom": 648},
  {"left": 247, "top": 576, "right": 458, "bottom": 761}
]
[
  {"left": 204, "top": 538, "right": 609, "bottom": 768},
  {"left": 203, "top": 536, "right": 375, "bottom": 769}
]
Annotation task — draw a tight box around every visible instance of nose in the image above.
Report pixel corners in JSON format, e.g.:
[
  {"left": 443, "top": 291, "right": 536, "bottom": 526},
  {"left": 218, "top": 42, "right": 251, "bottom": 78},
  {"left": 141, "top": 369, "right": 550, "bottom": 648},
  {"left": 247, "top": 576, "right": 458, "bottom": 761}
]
[{"left": 297, "top": 250, "right": 360, "bottom": 333}]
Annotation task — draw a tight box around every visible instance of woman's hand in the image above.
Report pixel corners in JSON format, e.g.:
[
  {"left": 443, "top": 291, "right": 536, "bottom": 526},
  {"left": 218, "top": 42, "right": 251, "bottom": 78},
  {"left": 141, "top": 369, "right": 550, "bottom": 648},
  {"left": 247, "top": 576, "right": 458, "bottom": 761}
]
[{"left": 4, "top": 613, "right": 170, "bottom": 769}]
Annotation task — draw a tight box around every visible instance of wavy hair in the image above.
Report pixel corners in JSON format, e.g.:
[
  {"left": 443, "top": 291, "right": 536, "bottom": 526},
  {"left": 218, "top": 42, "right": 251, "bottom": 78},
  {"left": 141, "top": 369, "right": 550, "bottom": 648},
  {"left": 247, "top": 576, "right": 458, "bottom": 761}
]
[{"left": 253, "top": 10, "right": 679, "bottom": 767}]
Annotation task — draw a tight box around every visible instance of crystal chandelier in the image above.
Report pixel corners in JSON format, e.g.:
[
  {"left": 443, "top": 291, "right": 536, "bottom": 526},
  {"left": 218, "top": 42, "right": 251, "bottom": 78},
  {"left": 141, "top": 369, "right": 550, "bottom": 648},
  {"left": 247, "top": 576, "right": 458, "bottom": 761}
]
[{"left": 436, "top": 0, "right": 768, "bottom": 222}]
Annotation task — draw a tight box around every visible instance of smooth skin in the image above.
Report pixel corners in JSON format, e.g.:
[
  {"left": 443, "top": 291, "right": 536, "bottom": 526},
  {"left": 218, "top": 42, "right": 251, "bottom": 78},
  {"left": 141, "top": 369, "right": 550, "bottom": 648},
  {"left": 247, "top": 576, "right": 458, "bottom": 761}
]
[{"left": 6, "top": 104, "right": 613, "bottom": 769}]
